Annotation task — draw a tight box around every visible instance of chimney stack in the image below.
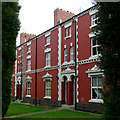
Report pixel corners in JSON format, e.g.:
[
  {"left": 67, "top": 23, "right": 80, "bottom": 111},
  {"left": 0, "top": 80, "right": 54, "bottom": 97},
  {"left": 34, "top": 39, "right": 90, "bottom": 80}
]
[
  {"left": 54, "top": 8, "right": 75, "bottom": 26},
  {"left": 20, "top": 33, "right": 36, "bottom": 45}
]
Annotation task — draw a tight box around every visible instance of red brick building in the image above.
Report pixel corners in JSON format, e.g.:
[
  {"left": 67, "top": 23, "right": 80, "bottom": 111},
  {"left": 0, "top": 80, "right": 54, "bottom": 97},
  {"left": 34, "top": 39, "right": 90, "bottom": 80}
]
[{"left": 12, "top": 5, "right": 103, "bottom": 113}]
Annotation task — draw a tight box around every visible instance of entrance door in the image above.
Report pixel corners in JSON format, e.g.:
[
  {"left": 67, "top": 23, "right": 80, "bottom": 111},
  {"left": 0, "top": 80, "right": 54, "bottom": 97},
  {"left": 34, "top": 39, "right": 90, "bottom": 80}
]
[
  {"left": 62, "top": 76, "right": 67, "bottom": 104},
  {"left": 64, "top": 79, "right": 67, "bottom": 104},
  {"left": 16, "top": 83, "right": 21, "bottom": 100}
]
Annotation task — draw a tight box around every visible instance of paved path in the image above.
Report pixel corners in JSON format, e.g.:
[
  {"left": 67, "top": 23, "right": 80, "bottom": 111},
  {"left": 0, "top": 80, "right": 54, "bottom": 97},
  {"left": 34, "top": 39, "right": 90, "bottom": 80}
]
[{"left": 5, "top": 105, "right": 75, "bottom": 118}]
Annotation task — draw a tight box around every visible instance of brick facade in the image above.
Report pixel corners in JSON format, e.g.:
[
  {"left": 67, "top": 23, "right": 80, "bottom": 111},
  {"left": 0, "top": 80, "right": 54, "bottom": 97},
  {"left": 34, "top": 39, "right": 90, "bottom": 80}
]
[{"left": 12, "top": 5, "right": 103, "bottom": 113}]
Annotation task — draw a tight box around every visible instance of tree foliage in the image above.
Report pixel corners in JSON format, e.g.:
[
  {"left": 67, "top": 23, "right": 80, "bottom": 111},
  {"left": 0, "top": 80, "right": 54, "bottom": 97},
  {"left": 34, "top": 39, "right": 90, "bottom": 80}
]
[
  {"left": 2, "top": 2, "right": 20, "bottom": 117},
  {"left": 95, "top": 2, "right": 120, "bottom": 119}
]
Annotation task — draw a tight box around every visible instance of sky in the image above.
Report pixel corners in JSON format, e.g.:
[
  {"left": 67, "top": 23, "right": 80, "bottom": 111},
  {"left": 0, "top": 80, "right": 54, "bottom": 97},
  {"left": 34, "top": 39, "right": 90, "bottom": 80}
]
[{"left": 17, "top": 0, "right": 94, "bottom": 46}]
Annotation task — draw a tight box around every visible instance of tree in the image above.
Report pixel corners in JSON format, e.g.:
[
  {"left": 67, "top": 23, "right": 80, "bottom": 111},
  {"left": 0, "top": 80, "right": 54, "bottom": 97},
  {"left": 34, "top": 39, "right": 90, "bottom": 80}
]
[
  {"left": 2, "top": 2, "right": 20, "bottom": 117},
  {"left": 95, "top": 2, "right": 120, "bottom": 119}
]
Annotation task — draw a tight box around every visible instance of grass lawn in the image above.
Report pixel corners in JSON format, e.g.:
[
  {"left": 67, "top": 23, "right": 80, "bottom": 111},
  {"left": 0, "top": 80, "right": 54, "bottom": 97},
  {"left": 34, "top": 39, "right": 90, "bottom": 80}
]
[
  {"left": 6, "top": 102, "right": 56, "bottom": 117},
  {"left": 18, "top": 109, "right": 103, "bottom": 118}
]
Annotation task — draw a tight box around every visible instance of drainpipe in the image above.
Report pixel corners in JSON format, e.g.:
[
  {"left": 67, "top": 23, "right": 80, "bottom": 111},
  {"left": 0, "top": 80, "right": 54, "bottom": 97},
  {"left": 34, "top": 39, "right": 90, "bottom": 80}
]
[
  {"left": 20, "top": 46, "right": 23, "bottom": 101},
  {"left": 73, "top": 18, "right": 77, "bottom": 110},
  {"left": 35, "top": 37, "right": 37, "bottom": 106}
]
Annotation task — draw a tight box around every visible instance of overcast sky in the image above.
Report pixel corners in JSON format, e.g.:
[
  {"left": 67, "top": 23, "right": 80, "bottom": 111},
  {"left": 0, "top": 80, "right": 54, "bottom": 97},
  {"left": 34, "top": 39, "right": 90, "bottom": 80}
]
[{"left": 17, "top": 0, "right": 94, "bottom": 46}]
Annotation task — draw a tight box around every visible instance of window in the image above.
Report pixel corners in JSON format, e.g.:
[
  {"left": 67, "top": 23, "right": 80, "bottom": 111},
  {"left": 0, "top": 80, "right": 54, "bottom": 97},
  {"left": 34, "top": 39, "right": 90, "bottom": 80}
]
[
  {"left": 64, "top": 48, "right": 67, "bottom": 62},
  {"left": 27, "top": 81, "right": 31, "bottom": 96},
  {"left": 45, "top": 80, "right": 51, "bottom": 97},
  {"left": 92, "top": 38, "right": 101, "bottom": 56},
  {"left": 46, "top": 52, "right": 51, "bottom": 66},
  {"left": 27, "top": 45, "right": 31, "bottom": 53},
  {"left": 27, "top": 59, "right": 31, "bottom": 71},
  {"left": 91, "top": 14, "right": 98, "bottom": 26},
  {"left": 20, "top": 62, "right": 22, "bottom": 71},
  {"left": 18, "top": 63, "right": 19, "bottom": 72},
  {"left": 46, "top": 35, "right": 50, "bottom": 45},
  {"left": 70, "top": 46, "right": 74, "bottom": 61},
  {"left": 91, "top": 76, "right": 103, "bottom": 99},
  {"left": 65, "top": 26, "right": 71, "bottom": 38},
  {"left": 66, "top": 28, "right": 68, "bottom": 37}
]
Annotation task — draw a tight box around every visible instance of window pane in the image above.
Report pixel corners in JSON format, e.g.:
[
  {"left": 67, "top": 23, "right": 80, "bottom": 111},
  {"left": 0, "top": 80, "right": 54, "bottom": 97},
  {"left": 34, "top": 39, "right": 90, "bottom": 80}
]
[
  {"left": 28, "top": 45, "right": 31, "bottom": 52},
  {"left": 69, "top": 27, "right": 71, "bottom": 36},
  {"left": 98, "top": 46, "right": 101, "bottom": 54},
  {"left": 64, "top": 49, "right": 67, "bottom": 54},
  {"left": 66, "top": 28, "right": 68, "bottom": 37},
  {"left": 98, "top": 77, "right": 103, "bottom": 86},
  {"left": 46, "top": 52, "right": 50, "bottom": 66},
  {"left": 64, "top": 49, "right": 67, "bottom": 62},
  {"left": 92, "top": 39, "right": 97, "bottom": 46},
  {"left": 45, "top": 80, "right": 51, "bottom": 97},
  {"left": 46, "top": 80, "right": 51, "bottom": 87},
  {"left": 70, "top": 47, "right": 73, "bottom": 61},
  {"left": 46, "top": 36, "right": 50, "bottom": 44},
  {"left": 98, "top": 88, "right": 103, "bottom": 99},
  {"left": 93, "top": 47, "right": 97, "bottom": 55},
  {"left": 92, "top": 77, "right": 97, "bottom": 87},
  {"left": 71, "top": 54, "right": 74, "bottom": 61},
  {"left": 92, "top": 88, "right": 98, "bottom": 99},
  {"left": 48, "top": 89, "right": 51, "bottom": 96}
]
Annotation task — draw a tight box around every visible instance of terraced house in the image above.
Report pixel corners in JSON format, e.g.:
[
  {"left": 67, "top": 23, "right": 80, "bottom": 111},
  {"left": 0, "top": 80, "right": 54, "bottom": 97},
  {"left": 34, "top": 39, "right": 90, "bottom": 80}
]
[{"left": 12, "top": 5, "right": 103, "bottom": 113}]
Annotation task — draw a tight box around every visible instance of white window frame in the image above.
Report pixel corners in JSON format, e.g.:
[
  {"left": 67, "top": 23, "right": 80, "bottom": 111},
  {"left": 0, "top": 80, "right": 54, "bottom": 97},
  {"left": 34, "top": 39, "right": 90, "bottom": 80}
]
[
  {"left": 45, "top": 79, "right": 51, "bottom": 98},
  {"left": 64, "top": 48, "right": 67, "bottom": 62},
  {"left": 42, "top": 73, "right": 52, "bottom": 99},
  {"left": 27, "top": 45, "right": 31, "bottom": 54},
  {"left": 45, "top": 31, "right": 51, "bottom": 47},
  {"left": 46, "top": 52, "right": 51, "bottom": 67},
  {"left": 91, "top": 38, "right": 101, "bottom": 57},
  {"left": 27, "top": 81, "right": 31, "bottom": 96},
  {"left": 70, "top": 46, "right": 74, "bottom": 61},
  {"left": 90, "top": 14, "right": 99, "bottom": 29},
  {"left": 86, "top": 65, "right": 104, "bottom": 103},
  {"left": 91, "top": 76, "right": 103, "bottom": 99},
  {"left": 18, "top": 63, "right": 19, "bottom": 73},
  {"left": 45, "top": 35, "right": 50, "bottom": 46},
  {"left": 27, "top": 58, "right": 31, "bottom": 71},
  {"left": 64, "top": 26, "right": 72, "bottom": 40},
  {"left": 26, "top": 76, "right": 32, "bottom": 97}
]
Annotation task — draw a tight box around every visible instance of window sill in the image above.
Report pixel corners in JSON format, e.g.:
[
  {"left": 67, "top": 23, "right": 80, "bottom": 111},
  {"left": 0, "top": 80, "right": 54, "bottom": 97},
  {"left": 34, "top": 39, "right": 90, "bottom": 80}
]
[
  {"left": 89, "top": 55, "right": 101, "bottom": 60},
  {"left": 26, "top": 95, "right": 31, "bottom": 97},
  {"left": 69, "top": 60, "right": 74, "bottom": 63},
  {"left": 64, "top": 35, "right": 71, "bottom": 40},
  {"left": 44, "top": 65, "right": 51, "bottom": 69},
  {"left": 89, "top": 32, "right": 95, "bottom": 38},
  {"left": 62, "top": 62, "right": 68, "bottom": 65},
  {"left": 27, "top": 51, "right": 31, "bottom": 54},
  {"left": 89, "top": 24, "right": 97, "bottom": 29},
  {"left": 89, "top": 99, "right": 103, "bottom": 103},
  {"left": 17, "top": 72, "right": 21, "bottom": 74},
  {"left": 18, "top": 55, "right": 21, "bottom": 58},
  {"left": 26, "top": 70, "right": 31, "bottom": 72},
  {"left": 45, "top": 43, "right": 50, "bottom": 47},
  {"left": 44, "top": 96, "right": 51, "bottom": 99}
]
